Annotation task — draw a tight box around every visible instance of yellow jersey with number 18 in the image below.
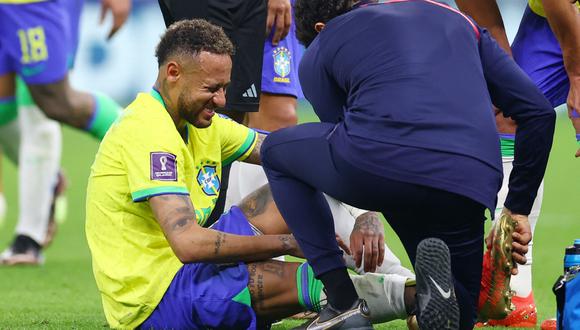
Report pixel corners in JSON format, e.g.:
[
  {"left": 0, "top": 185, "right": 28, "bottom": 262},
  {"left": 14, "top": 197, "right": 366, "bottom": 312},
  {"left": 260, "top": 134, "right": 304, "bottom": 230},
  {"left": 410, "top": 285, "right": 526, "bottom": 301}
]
[{"left": 85, "top": 89, "right": 257, "bottom": 329}]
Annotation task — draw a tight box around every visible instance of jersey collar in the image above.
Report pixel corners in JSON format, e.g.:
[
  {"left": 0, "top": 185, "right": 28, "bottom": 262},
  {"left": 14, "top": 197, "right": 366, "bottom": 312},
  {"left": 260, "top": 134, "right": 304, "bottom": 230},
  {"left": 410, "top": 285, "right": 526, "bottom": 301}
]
[{"left": 150, "top": 88, "right": 166, "bottom": 109}]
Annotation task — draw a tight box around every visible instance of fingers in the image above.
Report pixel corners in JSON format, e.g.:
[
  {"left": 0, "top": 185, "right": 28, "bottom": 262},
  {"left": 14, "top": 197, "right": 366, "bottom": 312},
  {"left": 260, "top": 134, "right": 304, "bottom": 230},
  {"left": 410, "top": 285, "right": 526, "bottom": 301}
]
[
  {"left": 350, "top": 235, "right": 363, "bottom": 268},
  {"left": 266, "top": 0, "right": 292, "bottom": 45},
  {"left": 108, "top": 12, "right": 129, "bottom": 40},
  {"left": 512, "top": 231, "right": 531, "bottom": 246},
  {"left": 511, "top": 264, "right": 519, "bottom": 276},
  {"left": 336, "top": 234, "right": 351, "bottom": 255},
  {"left": 100, "top": 1, "right": 108, "bottom": 24},
  {"left": 378, "top": 235, "right": 385, "bottom": 267}
]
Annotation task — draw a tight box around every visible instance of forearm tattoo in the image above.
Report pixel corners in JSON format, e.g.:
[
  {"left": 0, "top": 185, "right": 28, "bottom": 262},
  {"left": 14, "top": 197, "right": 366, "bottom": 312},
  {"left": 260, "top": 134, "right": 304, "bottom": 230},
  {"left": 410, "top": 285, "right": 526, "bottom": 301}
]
[
  {"left": 238, "top": 185, "right": 273, "bottom": 219},
  {"left": 353, "top": 212, "right": 382, "bottom": 233},
  {"left": 155, "top": 195, "right": 196, "bottom": 233},
  {"left": 279, "top": 235, "right": 293, "bottom": 252},
  {"left": 214, "top": 232, "right": 227, "bottom": 255},
  {"left": 245, "top": 133, "right": 266, "bottom": 165}
]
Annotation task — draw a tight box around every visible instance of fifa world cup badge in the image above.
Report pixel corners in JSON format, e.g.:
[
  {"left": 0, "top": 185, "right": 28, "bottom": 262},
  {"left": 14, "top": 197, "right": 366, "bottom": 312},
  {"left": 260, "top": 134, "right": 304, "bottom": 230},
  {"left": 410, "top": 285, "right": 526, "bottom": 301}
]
[
  {"left": 150, "top": 152, "right": 177, "bottom": 181},
  {"left": 273, "top": 47, "right": 291, "bottom": 83}
]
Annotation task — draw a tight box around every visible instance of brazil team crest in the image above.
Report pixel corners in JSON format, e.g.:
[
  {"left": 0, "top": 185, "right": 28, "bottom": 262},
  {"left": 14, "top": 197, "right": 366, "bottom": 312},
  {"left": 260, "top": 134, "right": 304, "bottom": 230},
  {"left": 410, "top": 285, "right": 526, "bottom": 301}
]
[
  {"left": 273, "top": 47, "right": 291, "bottom": 83},
  {"left": 197, "top": 165, "right": 220, "bottom": 196}
]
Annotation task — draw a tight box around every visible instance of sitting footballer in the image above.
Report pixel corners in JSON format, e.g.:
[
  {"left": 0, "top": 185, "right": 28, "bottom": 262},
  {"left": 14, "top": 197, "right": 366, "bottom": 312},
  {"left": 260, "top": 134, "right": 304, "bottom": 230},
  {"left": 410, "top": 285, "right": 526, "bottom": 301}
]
[{"left": 86, "top": 19, "right": 420, "bottom": 329}]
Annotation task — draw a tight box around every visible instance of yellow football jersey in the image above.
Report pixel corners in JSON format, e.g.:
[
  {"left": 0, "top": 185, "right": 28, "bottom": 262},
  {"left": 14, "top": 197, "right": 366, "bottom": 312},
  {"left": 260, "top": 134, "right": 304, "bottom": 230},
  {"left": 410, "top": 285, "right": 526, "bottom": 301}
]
[
  {"left": 528, "top": 0, "right": 580, "bottom": 17},
  {"left": 86, "top": 89, "right": 257, "bottom": 329},
  {"left": 0, "top": 0, "right": 47, "bottom": 3}
]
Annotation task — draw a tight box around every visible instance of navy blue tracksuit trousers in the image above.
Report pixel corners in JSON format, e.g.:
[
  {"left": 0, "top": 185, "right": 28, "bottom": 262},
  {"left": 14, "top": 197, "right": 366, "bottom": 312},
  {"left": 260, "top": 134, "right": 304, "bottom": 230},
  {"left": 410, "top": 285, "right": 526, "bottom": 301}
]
[{"left": 261, "top": 122, "right": 486, "bottom": 329}]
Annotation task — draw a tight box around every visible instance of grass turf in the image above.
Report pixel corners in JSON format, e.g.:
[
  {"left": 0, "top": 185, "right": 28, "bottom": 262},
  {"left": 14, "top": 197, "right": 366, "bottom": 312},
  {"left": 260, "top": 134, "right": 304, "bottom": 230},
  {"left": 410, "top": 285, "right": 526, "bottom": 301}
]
[{"left": 0, "top": 103, "right": 577, "bottom": 329}]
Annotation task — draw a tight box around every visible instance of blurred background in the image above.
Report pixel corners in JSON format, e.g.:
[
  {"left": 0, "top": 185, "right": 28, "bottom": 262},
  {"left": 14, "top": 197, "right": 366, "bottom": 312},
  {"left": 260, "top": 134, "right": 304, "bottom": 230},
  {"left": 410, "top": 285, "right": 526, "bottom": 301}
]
[{"left": 72, "top": 0, "right": 529, "bottom": 105}]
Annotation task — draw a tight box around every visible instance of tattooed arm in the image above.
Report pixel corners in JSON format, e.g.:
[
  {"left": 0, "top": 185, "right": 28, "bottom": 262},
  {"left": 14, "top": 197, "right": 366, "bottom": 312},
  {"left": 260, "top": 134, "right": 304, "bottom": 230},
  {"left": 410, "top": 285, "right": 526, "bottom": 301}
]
[
  {"left": 243, "top": 133, "right": 266, "bottom": 165},
  {"left": 149, "top": 194, "right": 302, "bottom": 263},
  {"left": 350, "top": 211, "right": 385, "bottom": 273}
]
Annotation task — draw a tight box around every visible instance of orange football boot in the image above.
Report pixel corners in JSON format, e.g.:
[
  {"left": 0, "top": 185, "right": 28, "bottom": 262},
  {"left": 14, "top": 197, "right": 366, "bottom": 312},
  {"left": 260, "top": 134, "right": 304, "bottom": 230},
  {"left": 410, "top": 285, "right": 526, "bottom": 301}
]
[
  {"left": 540, "top": 318, "right": 557, "bottom": 330},
  {"left": 477, "top": 212, "right": 517, "bottom": 322},
  {"left": 484, "top": 293, "right": 537, "bottom": 327}
]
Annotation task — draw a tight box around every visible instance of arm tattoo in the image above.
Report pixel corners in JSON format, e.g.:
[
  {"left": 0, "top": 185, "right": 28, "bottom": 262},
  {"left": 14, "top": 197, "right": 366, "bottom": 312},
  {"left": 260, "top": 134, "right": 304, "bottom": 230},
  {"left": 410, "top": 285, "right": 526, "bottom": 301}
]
[
  {"left": 151, "top": 194, "right": 196, "bottom": 233},
  {"left": 279, "top": 235, "right": 293, "bottom": 252},
  {"left": 238, "top": 184, "right": 273, "bottom": 219},
  {"left": 244, "top": 133, "right": 266, "bottom": 165},
  {"left": 262, "top": 260, "right": 285, "bottom": 277},
  {"left": 353, "top": 212, "right": 382, "bottom": 233},
  {"left": 214, "top": 232, "right": 227, "bottom": 255}
]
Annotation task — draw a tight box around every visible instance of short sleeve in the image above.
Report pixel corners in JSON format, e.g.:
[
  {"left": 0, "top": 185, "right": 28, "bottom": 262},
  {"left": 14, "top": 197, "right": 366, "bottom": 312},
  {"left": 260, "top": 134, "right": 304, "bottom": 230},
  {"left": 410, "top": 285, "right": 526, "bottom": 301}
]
[
  {"left": 215, "top": 115, "right": 257, "bottom": 166},
  {"left": 121, "top": 119, "right": 189, "bottom": 202}
]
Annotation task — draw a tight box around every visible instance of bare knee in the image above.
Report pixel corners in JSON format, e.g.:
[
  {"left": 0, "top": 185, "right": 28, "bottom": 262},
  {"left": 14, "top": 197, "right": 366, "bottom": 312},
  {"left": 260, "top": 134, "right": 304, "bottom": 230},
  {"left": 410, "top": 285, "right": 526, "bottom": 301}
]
[{"left": 250, "top": 94, "right": 298, "bottom": 131}]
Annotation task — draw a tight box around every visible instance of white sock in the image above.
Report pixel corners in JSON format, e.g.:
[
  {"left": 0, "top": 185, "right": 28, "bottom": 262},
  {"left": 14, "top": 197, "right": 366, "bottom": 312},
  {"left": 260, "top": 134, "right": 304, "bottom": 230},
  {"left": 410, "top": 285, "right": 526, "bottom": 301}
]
[
  {"left": 498, "top": 158, "right": 541, "bottom": 298},
  {"left": 318, "top": 273, "right": 409, "bottom": 322},
  {"left": 15, "top": 105, "right": 61, "bottom": 244},
  {"left": 329, "top": 196, "right": 415, "bottom": 278}
]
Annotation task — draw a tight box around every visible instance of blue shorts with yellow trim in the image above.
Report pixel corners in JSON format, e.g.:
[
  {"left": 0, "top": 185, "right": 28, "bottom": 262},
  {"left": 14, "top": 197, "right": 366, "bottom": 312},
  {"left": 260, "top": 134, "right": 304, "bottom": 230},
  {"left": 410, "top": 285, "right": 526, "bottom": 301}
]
[{"left": 140, "top": 206, "right": 257, "bottom": 330}]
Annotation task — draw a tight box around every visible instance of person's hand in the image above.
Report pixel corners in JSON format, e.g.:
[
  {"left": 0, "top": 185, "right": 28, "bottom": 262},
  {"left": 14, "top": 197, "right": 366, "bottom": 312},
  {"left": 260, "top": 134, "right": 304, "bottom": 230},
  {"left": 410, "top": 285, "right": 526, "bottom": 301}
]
[
  {"left": 350, "top": 212, "right": 385, "bottom": 272},
  {"left": 266, "top": 0, "right": 292, "bottom": 45},
  {"left": 566, "top": 77, "right": 580, "bottom": 157},
  {"left": 487, "top": 208, "right": 532, "bottom": 275},
  {"left": 100, "top": 0, "right": 132, "bottom": 40}
]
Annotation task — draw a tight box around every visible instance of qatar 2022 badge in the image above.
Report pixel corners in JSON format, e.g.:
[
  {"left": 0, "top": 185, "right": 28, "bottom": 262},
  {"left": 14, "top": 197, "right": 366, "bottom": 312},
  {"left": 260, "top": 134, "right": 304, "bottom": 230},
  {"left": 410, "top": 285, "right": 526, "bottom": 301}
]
[{"left": 273, "top": 46, "right": 291, "bottom": 83}]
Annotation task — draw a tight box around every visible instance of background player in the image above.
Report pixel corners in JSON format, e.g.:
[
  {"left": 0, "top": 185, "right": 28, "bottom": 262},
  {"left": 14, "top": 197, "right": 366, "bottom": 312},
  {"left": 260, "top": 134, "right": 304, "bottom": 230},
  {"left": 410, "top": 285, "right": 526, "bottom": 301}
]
[
  {"left": 455, "top": 0, "right": 580, "bottom": 326},
  {"left": 0, "top": 0, "right": 131, "bottom": 265},
  {"left": 0, "top": 0, "right": 124, "bottom": 141}
]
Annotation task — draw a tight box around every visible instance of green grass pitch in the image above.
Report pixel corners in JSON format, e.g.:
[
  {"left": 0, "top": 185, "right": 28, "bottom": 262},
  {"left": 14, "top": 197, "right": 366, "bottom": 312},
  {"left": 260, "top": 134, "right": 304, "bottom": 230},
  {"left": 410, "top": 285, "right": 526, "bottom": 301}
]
[{"left": 0, "top": 103, "right": 577, "bottom": 329}]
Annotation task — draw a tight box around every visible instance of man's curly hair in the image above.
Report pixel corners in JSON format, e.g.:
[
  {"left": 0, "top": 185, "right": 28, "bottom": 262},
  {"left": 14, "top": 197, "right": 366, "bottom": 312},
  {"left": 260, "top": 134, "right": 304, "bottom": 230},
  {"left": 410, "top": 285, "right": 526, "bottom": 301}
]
[
  {"left": 155, "top": 19, "right": 234, "bottom": 66},
  {"left": 294, "top": 0, "right": 352, "bottom": 47}
]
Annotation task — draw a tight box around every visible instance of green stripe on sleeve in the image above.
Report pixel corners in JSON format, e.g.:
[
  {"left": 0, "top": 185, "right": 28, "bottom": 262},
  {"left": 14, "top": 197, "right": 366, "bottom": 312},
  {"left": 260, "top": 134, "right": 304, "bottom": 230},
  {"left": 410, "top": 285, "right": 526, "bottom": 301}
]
[
  {"left": 223, "top": 129, "right": 257, "bottom": 166},
  {"left": 131, "top": 186, "right": 189, "bottom": 202}
]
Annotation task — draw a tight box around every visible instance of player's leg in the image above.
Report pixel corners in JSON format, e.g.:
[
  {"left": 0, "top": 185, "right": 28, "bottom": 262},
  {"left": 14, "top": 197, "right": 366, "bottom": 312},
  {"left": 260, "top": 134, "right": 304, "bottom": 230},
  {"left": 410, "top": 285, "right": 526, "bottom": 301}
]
[
  {"left": 484, "top": 7, "right": 562, "bottom": 327},
  {"left": 3, "top": 2, "right": 120, "bottom": 140},
  {"left": 248, "top": 260, "right": 413, "bottom": 325},
  {"left": 248, "top": 0, "right": 301, "bottom": 131},
  {"left": 15, "top": 80, "right": 62, "bottom": 246},
  {"left": 261, "top": 122, "right": 465, "bottom": 328},
  {"left": 233, "top": 174, "right": 415, "bottom": 278},
  {"left": 248, "top": 93, "right": 298, "bottom": 131},
  {"left": 0, "top": 78, "right": 63, "bottom": 265}
]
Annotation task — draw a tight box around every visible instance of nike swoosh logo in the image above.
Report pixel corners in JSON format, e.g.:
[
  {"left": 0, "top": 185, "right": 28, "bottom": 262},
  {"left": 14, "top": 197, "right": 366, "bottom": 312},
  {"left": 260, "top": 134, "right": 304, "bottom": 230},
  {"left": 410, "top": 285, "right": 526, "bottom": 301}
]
[
  {"left": 307, "top": 308, "right": 362, "bottom": 330},
  {"left": 21, "top": 64, "right": 46, "bottom": 77},
  {"left": 429, "top": 276, "right": 451, "bottom": 299}
]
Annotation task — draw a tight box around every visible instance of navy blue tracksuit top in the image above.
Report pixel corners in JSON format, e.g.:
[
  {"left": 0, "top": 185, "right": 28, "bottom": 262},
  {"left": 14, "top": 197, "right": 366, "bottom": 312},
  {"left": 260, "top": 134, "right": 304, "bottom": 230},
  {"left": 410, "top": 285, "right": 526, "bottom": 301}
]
[{"left": 298, "top": 0, "right": 555, "bottom": 215}]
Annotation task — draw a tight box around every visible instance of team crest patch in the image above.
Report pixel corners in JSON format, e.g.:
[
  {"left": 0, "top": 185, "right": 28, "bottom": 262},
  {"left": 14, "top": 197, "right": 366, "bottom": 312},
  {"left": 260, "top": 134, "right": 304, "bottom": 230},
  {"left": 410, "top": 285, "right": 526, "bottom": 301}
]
[
  {"left": 150, "top": 152, "right": 177, "bottom": 181},
  {"left": 273, "top": 47, "right": 291, "bottom": 83},
  {"left": 197, "top": 165, "right": 220, "bottom": 196}
]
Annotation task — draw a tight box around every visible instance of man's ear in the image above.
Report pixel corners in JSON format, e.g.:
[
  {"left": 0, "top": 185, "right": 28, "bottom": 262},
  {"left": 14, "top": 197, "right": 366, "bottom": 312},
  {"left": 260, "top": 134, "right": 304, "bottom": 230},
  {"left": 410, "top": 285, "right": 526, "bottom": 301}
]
[
  {"left": 166, "top": 61, "right": 181, "bottom": 83},
  {"left": 314, "top": 22, "right": 326, "bottom": 34}
]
